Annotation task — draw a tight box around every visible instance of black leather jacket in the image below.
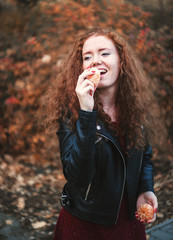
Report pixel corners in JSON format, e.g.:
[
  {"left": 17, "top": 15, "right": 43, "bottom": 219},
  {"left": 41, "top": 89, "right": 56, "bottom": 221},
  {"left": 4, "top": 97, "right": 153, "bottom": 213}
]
[{"left": 57, "top": 110, "right": 154, "bottom": 226}]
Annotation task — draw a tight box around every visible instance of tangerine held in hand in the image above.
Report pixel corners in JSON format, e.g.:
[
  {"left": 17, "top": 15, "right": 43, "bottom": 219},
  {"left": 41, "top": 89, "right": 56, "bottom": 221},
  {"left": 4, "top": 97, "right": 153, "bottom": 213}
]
[
  {"left": 137, "top": 204, "right": 154, "bottom": 221},
  {"left": 87, "top": 67, "right": 100, "bottom": 88}
]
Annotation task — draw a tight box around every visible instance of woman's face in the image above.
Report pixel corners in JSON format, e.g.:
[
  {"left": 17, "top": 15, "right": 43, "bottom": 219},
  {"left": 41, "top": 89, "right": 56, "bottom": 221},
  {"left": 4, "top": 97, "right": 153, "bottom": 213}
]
[{"left": 82, "top": 35, "right": 120, "bottom": 90}]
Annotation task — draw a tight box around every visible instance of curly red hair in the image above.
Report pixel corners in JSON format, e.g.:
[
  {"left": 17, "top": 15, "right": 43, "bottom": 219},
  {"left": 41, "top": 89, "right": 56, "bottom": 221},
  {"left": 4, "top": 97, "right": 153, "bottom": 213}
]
[{"left": 39, "top": 28, "right": 164, "bottom": 148}]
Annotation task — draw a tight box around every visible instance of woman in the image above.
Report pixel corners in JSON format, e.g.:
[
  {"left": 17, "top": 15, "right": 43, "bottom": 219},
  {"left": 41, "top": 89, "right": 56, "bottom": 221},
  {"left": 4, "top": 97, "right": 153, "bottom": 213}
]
[{"left": 41, "top": 28, "right": 160, "bottom": 239}]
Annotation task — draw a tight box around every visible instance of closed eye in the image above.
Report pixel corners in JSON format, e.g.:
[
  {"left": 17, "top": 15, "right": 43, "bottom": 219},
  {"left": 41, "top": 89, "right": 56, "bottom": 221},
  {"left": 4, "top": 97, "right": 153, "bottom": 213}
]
[
  {"left": 102, "top": 52, "right": 110, "bottom": 56},
  {"left": 83, "top": 55, "right": 92, "bottom": 61},
  {"left": 84, "top": 57, "right": 91, "bottom": 61}
]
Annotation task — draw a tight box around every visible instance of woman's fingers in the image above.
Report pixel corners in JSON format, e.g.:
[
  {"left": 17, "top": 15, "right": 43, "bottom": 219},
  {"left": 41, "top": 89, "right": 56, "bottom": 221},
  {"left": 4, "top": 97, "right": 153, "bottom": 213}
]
[
  {"left": 76, "top": 69, "right": 95, "bottom": 97},
  {"left": 152, "top": 200, "right": 158, "bottom": 215},
  {"left": 77, "top": 84, "right": 94, "bottom": 96},
  {"left": 136, "top": 192, "right": 158, "bottom": 225},
  {"left": 77, "top": 68, "right": 95, "bottom": 86},
  {"left": 135, "top": 209, "right": 157, "bottom": 224},
  {"left": 135, "top": 211, "right": 139, "bottom": 218},
  {"left": 76, "top": 79, "right": 94, "bottom": 95},
  {"left": 147, "top": 213, "right": 157, "bottom": 223},
  {"left": 146, "top": 194, "right": 158, "bottom": 223},
  {"left": 77, "top": 69, "right": 89, "bottom": 85},
  {"left": 135, "top": 212, "right": 145, "bottom": 223},
  {"left": 75, "top": 69, "right": 95, "bottom": 111}
]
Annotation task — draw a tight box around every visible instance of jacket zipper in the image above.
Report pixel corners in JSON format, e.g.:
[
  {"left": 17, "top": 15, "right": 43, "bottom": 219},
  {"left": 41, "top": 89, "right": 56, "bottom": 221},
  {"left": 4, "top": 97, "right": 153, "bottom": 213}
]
[
  {"left": 96, "top": 132, "right": 126, "bottom": 224},
  {"left": 139, "top": 151, "right": 143, "bottom": 174},
  {"left": 85, "top": 137, "right": 103, "bottom": 201}
]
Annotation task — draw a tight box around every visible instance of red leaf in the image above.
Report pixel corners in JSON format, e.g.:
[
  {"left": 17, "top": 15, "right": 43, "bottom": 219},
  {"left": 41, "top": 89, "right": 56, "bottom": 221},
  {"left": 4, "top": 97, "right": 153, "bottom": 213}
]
[{"left": 5, "top": 96, "right": 20, "bottom": 105}]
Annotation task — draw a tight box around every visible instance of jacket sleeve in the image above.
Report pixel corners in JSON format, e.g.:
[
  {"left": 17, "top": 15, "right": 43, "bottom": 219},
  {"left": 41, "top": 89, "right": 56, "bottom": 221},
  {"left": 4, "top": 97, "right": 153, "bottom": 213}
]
[
  {"left": 56, "top": 110, "right": 97, "bottom": 187},
  {"left": 138, "top": 144, "right": 154, "bottom": 194}
]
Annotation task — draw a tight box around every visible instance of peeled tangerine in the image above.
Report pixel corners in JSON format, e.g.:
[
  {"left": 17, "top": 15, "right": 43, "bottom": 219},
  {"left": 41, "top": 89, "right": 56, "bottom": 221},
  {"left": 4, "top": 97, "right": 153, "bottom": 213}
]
[
  {"left": 137, "top": 204, "right": 154, "bottom": 221},
  {"left": 87, "top": 67, "right": 100, "bottom": 89}
]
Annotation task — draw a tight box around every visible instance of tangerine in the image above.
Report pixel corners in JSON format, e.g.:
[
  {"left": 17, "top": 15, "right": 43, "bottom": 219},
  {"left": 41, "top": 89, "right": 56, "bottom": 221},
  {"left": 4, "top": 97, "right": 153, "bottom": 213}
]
[
  {"left": 87, "top": 67, "right": 100, "bottom": 88},
  {"left": 137, "top": 203, "right": 154, "bottom": 221}
]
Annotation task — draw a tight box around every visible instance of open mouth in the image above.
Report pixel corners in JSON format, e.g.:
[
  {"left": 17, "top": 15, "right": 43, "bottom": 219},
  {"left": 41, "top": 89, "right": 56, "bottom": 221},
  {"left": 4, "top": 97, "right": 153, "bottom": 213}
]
[{"left": 100, "top": 69, "right": 107, "bottom": 75}]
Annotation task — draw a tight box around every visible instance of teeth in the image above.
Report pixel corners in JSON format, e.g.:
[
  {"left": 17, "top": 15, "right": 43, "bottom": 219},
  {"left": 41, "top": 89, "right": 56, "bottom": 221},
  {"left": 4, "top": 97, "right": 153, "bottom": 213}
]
[{"left": 100, "top": 70, "right": 107, "bottom": 74}]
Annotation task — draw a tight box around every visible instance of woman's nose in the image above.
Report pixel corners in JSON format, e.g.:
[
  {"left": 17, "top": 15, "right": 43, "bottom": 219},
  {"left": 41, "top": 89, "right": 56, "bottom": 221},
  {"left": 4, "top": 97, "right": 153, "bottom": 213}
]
[{"left": 91, "top": 58, "right": 102, "bottom": 67}]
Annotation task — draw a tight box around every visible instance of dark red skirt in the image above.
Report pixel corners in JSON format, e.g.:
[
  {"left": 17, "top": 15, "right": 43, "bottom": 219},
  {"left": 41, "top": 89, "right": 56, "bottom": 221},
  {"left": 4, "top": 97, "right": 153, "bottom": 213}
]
[{"left": 53, "top": 190, "right": 146, "bottom": 240}]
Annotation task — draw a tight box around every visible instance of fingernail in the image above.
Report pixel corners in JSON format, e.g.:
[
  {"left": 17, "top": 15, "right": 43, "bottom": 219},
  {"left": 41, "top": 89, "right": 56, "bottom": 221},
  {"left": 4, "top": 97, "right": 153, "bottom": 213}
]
[
  {"left": 91, "top": 71, "right": 95, "bottom": 73},
  {"left": 86, "top": 67, "right": 90, "bottom": 69},
  {"left": 154, "top": 208, "right": 157, "bottom": 213}
]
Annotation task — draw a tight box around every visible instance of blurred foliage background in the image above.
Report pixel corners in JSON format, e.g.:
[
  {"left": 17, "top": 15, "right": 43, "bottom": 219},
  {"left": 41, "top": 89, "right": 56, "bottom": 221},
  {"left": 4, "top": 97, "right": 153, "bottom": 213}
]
[{"left": 0, "top": 0, "right": 172, "bottom": 163}]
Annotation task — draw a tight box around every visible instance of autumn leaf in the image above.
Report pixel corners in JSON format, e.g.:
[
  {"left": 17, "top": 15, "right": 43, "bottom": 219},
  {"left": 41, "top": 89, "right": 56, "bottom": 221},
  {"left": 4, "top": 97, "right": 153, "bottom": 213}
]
[{"left": 5, "top": 96, "right": 20, "bottom": 105}]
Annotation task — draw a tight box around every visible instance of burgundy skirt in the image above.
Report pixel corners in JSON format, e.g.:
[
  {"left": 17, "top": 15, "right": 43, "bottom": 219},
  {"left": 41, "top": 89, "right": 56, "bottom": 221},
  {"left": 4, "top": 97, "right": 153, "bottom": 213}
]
[{"left": 53, "top": 190, "right": 146, "bottom": 240}]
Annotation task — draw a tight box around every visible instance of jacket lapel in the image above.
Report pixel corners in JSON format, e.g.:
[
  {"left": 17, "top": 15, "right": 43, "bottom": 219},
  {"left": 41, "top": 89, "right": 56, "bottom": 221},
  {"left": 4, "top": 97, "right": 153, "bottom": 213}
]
[{"left": 96, "top": 121, "right": 123, "bottom": 156}]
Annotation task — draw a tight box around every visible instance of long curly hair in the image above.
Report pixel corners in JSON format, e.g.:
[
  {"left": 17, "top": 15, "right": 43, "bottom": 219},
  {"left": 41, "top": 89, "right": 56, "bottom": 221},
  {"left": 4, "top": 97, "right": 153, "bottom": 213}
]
[{"left": 39, "top": 28, "right": 165, "bottom": 148}]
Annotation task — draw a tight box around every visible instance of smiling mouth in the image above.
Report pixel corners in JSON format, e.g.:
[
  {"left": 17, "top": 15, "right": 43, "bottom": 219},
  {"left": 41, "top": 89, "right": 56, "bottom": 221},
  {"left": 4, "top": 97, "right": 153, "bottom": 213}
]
[{"left": 100, "top": 69, "right": 107, "bottom": 75}]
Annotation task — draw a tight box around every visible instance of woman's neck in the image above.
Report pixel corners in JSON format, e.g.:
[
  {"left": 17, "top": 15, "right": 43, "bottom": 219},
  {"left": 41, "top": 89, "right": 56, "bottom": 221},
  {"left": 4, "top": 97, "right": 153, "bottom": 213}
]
[{"left": 98, "top": 88, "right": 117, "bottom": 122}]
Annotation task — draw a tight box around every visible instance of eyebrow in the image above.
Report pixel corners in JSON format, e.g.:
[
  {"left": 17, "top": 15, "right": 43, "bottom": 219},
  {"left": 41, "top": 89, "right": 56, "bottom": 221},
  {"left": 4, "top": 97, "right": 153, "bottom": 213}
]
[{"left": 82, "top": 48, "right": 111, "bottom": 55}]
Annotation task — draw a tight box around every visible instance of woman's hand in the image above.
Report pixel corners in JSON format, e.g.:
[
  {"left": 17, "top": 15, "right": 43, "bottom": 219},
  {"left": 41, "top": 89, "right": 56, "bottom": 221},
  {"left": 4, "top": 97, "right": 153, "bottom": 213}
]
[
  {"left": 136, "top": 191, "right": 158, "bottom": 224},
  {"left": 75, "top": 68, "right": 95, "bottom": 112}
]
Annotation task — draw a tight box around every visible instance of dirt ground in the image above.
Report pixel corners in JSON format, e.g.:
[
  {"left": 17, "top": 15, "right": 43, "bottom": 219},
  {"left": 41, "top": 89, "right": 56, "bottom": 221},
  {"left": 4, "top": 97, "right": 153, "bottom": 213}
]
[{"left": 0, "top": 153, "right": 172, "bottom": 240}]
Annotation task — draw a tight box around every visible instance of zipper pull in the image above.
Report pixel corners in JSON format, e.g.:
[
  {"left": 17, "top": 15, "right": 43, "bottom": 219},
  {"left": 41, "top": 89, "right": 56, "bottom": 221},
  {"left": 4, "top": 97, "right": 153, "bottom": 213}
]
[
  {"left": 85, "top": 182, "right": 92, "bottom": 201},
  {"left": 95, "top": 136, "right": 102, "bottom": 144}
]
